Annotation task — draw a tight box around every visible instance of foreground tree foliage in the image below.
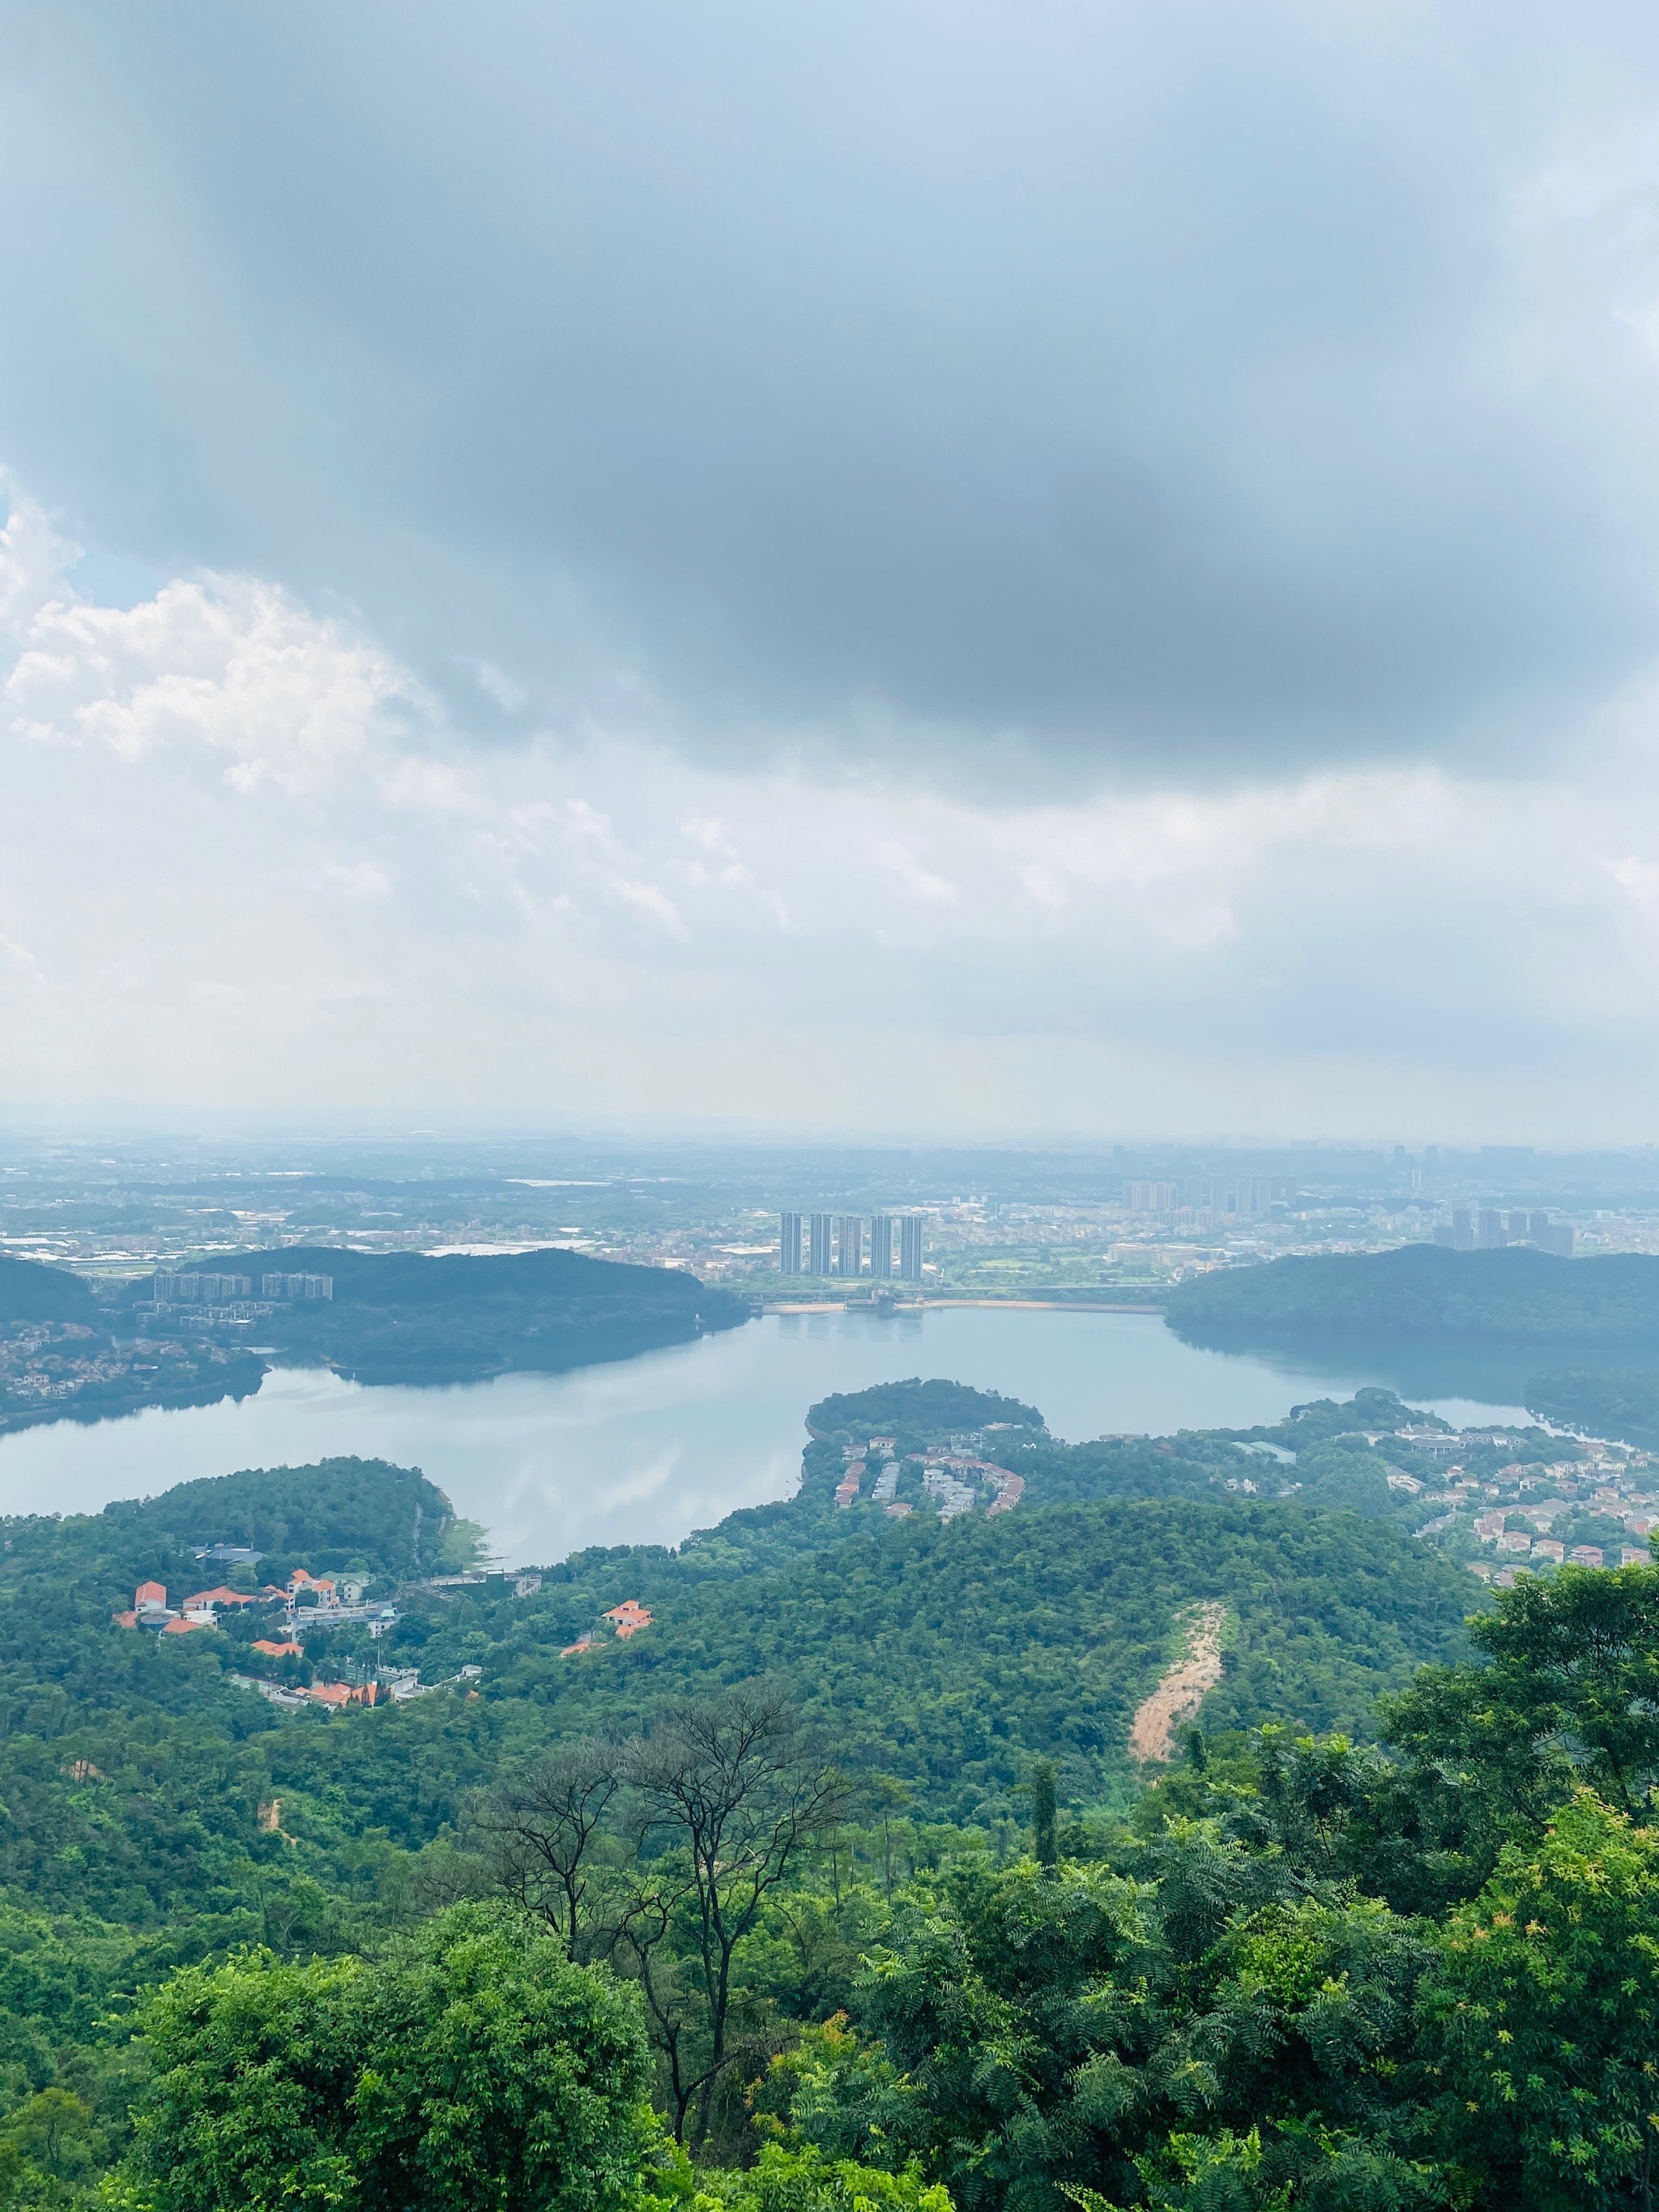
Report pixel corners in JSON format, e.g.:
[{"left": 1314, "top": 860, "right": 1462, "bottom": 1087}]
[
  {"left": 1423, "top": 1791, "right": 1659, "bottom": 2210},
  {"left": 111, "top": 1904, "right": 659, "bottom": 2212},
  {"left": 743, "top": 1563, "right": 1659, "bottom": 2211},
  {"left": 19, "top": 1430, "right": 1659, "bottom": 2210}
]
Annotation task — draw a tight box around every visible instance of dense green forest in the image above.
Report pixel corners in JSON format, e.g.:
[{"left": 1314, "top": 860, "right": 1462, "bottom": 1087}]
[
  {"left": 1169, "top": 1241, "right": 1659, "bottom": 1349},
  {"left": 804, "top": 1380, "right": 1045, "bottom": 1440},
  {"left": 5, "top": 1382, "right": 1659, "bottom": 2208},
  {"left": 122, "top": 1245, "right": 752, "bottom": 1385}
]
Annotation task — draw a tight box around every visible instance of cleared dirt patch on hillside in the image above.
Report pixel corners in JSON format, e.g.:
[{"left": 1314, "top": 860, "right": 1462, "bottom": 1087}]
[{"left": 1128, "top": 1601, "right": 1226, "bottom": 1761}]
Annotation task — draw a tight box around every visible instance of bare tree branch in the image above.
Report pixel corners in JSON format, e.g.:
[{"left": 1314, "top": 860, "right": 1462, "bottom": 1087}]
[
  {"left": 471, "top": 1736, "right": 621, "bottom": 1955},
  {"left": 621, "top": 1685, "right": 851, "bottom": 2146}
]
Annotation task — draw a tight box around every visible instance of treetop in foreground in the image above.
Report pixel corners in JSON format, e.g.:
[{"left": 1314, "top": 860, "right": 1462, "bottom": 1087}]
[{"left": 113, "top": 1902, "right": 659, "bottom": 2212}]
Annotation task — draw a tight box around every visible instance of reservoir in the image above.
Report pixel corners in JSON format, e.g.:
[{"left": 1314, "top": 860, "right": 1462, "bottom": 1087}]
[{"left": 0, "top": 1306, "right": 1532, "bottom": 1565}]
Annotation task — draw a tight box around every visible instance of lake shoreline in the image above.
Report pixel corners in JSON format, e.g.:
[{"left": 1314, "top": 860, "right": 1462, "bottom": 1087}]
[
  {"left": 0, "top": 1309, "right": 1535, "bottom": 1566},
  {"left": 762, "top": 1296, "right": 1168, "bottom": 1314}
]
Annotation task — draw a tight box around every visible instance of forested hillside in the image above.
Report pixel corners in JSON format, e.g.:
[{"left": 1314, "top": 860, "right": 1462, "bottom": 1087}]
[
  {"left": 123, "top": 1244, "right": 752, "bottom": 1384},
  {"left": 489, "top": 1502, "right": 1473, "bottom": 1816},
  {"left": 1168, "top": 1239, "right": 1659, "bottom": 1347},
  {"left": 0, "top": 1256, "right": 98, "bottom": 1326},
  {"left": 8, "top": 1383, "right": 1653, "bottom": 2211},
  {"left": 0, "top": 1248, "right": 747, "bottom": 1436},
  {"left": 0, "top": 1427, "right": 1473, "bottom": 1920}
]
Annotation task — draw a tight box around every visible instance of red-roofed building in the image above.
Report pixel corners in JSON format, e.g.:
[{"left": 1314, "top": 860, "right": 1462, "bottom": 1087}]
[
  {"left": 288, "top": 1569, "right": 339, "bottom": 1600},
  {"left": 305, "top": 1680, "right": 378, "bottom": 1706},
  {"left": 163, "top": 1615, "right": 215, "bottom": 1634},
  {"left": 134, "top": 1581, "right": 167, "bottom": 1609},
  {"left": 252, "top": 1638, "right": 304, "bottom": 1657},
  {"left": 603, "top": 1600, "right": 653, "bottom": 1639},
  {"left": 184, "top": 1586, "right": 258, "bottom": 1610}
]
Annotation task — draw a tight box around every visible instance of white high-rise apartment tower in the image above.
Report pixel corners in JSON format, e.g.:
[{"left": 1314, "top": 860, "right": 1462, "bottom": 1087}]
[
  {"left": 869, "top": 1215, "right": 895, "bottom": 1279},
  {"left": 808, "top": 1214, "right": 834, "bottom": 1276},
  {"left": 837, "top": 1215, "right": 863, "bottom": 1278},
  {"left": 898, "top": 1215, "right": 923, "bottom": 1282}
]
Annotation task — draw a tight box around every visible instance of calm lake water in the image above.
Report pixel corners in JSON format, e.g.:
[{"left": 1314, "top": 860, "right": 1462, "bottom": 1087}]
[{"left": 0, "top": 1309, "right": 1533, "bottom": 1566}]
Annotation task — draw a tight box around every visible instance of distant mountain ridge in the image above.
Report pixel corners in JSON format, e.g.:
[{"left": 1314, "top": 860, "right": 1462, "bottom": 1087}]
[{"left": 1168, "top": 1244, "right": 1659, "bottom": 1350}]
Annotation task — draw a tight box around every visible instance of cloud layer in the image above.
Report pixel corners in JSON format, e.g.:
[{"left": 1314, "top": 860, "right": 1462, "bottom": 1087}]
[
  {"left": 7, "top": 480, "right": 1659, "bottom": 1138},
  {"left": 7, "top": 10, "right": 1659, "bottom": 1135},
  {"left": 6, "top": 1, "right": 1659, "bottom": 779}
]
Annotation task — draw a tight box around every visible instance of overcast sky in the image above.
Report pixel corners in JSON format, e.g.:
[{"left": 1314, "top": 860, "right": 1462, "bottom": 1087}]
[{"left": 4, "top": 0, "right": 1659, "bottom": 1138}]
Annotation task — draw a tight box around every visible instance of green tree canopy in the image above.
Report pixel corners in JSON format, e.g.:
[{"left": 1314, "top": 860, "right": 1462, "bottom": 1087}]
[
  {"left": 116, "top": 1902, "right": 659, "bottom": 2212},
  {"left": 1423, "top": 1790, "right": 1659, "bottom": 2209}
]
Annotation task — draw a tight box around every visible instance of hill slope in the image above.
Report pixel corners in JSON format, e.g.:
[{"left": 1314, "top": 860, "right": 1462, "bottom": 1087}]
[
  {"left": 0, "top": 1254, "right": 100, "bottom": 1325},
  {"left": 1168, "top": 1243, "right": 1659, "bottom": 1350},
  {"left": 125, "top": 1244, "right": 750, "bottom": 1384},
  {"left": 484, "top": 1498, "right": 1474, "bottom": 1818},
  {"left": 0, "top": 1414, "right": 1482, "bottom": 1915}
]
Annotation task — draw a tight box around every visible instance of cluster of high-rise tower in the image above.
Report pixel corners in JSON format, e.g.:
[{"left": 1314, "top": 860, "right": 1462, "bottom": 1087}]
[{"left": 778, "top": 1211, "right": 924, "bottom": 1280}]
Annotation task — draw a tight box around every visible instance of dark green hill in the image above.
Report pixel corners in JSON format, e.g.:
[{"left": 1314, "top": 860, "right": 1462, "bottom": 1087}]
[
  {"left": 0, "top": 1254, "right": 100, "bottom": 1325},
  {"left": 100, "top": 1455, "right": 452, "bottom": 1578},
  {"left": 806, "top": 1377, "right": 1045, "bottom": 1440},
  {"left": 1168, "top": 1243, "right": 1659, "bottom": 1350},
  {"left": 128, "top": 1245, "right": 750, "bottom": 1384}
]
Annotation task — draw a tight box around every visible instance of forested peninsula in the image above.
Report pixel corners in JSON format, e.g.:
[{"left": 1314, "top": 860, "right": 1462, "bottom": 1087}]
[
  {"left": 1168, "top": 1239, "right": 1659, "bottom": 1348},
  {"left": 0, "top": 1248, "right": 748, "bottom": 1432},
  {"left": 144, "top": 1244, "right": 750, "bottom": 1384},
  {"left": 4, "top": 1374, "right": 1657, "bottom": 2210}
]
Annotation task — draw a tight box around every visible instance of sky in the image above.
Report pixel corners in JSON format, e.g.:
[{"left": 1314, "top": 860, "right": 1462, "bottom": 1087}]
[{"left": 4, "top": 0, "right": 1659, "bottom": 1139}]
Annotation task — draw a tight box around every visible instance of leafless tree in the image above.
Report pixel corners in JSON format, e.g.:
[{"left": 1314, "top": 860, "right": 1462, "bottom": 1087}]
[
  {"left": 471, "top": 1736, "right": 621, "bottom": 1955},
  {"left": 617, "top": 1685, "right": 851, "bottom": 2145}
]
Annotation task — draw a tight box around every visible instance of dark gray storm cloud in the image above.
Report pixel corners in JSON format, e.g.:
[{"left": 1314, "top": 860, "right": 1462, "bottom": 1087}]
[{"left": 3, "top": 0, "right": 1659, "bottom": 779}]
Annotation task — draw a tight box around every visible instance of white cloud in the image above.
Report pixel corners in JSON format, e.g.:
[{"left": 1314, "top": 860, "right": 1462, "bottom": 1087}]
[
  {"left": 0, "top": 489, "right": 74, "bottom": 642},
  {"left": 7, "top": 571, "right": 432, "bottom": 796},
  {"left": 6, "top": 473, "right": 1659, "bottom": 1136}
]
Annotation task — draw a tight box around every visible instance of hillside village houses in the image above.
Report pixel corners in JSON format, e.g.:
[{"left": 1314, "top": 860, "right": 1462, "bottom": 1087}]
[
  {"left": 106, "top": 1544, "right": 546, "bottom": 1709},
  {"left": 113, "top": 1563, "right": 356, "bottom": 1632},
  {"left": 836, "top": 1433, "right": 1024, "bottom": 1519}
]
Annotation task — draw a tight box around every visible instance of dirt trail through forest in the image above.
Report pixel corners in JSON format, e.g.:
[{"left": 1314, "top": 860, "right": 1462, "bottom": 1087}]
[{"left": 1128, "top": 1602, "right": 1226, "bottom": 1761}]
